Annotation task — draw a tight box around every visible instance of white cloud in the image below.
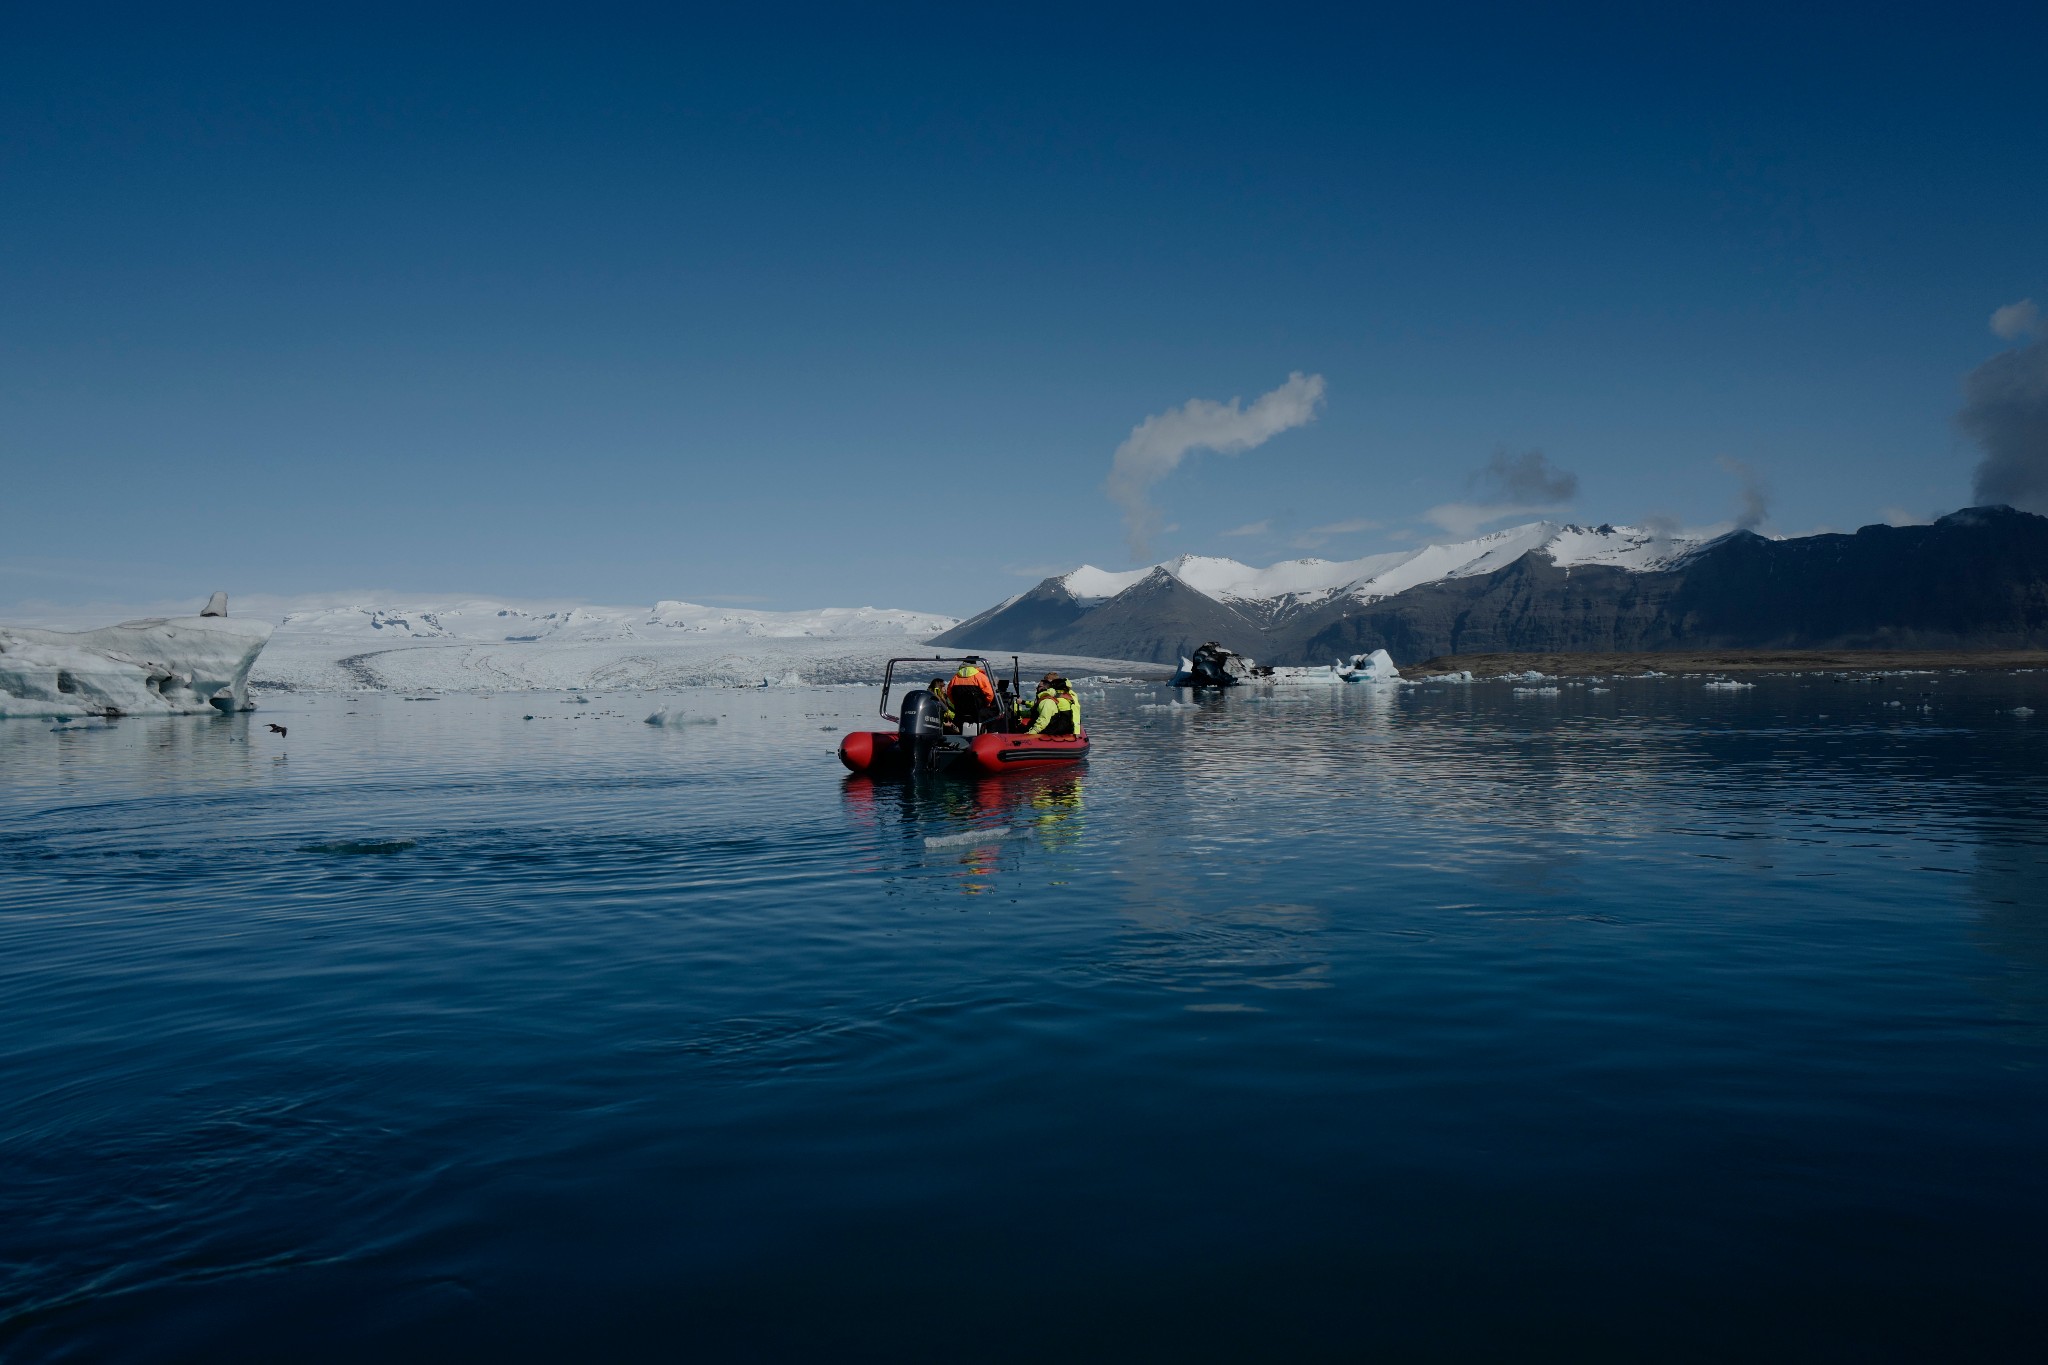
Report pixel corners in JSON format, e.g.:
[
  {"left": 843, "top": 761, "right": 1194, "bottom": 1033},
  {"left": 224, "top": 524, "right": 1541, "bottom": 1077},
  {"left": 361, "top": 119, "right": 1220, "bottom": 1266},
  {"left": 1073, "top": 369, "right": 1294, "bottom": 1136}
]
[
  {"left": 1991, "top": 299, "right": 2040, "bottom": 341},
  {"left": 1107, "top": 372, "right": 1326, "bottom": 558},
  {"left": 1287, "top": 516, "right": 1383, "bottom": 550},
  {"left": 1422, "top": 501, "right": 1565, "bottom": 538},
  {"left": 1221, "top": 519, "right": 1272, "bottom": 537}
]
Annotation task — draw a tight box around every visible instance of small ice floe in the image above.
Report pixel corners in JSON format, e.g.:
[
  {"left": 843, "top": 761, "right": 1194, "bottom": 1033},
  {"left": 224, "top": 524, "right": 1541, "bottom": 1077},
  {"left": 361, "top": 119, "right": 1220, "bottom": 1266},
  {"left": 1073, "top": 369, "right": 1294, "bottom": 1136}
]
[
  {"left": 1512, "top": 686, "right": 1561, "bottom": 696},
  {"left": 1417, "top": 670, "right": 1476, "bottom": 684},
  {"left": 1138, "top": 701, "right": 1199, "bottom": 712},
  {"left": 1588, "top": 687, "right": 1611, "bottom": 695},
  {"left": 1703, "top": 680, "right": 1755, "bottom": 691},
  {"left": 645, "top": 707, "right": 718, "bottom": 726},
  {"left": 1501, "top": 669, "right": 1555, "bottom": 682},
  {"left": 924, "top": 825, "right": 1014, "bottom": 850},
  {"left": 2012, "top": 707, "right": 2034, "bottom": 718}
]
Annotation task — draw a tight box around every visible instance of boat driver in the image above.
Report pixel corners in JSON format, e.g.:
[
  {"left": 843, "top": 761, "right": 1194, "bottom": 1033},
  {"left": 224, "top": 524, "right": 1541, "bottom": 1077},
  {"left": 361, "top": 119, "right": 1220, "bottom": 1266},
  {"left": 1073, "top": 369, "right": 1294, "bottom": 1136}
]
[
  {"left": 1025, "top": 673, "right": 1081, "bottom": 736},
  {"left": 947, "top": 658, "right": 997, "bottom": 727}
]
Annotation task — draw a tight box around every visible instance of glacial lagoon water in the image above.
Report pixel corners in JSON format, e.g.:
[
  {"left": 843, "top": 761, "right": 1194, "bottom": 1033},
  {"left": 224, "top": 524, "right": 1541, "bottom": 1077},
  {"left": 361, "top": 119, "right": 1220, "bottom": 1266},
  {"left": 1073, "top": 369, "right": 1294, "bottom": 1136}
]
[{"left": 4, "top": 674, "right": 2047, "bottom": 1361}]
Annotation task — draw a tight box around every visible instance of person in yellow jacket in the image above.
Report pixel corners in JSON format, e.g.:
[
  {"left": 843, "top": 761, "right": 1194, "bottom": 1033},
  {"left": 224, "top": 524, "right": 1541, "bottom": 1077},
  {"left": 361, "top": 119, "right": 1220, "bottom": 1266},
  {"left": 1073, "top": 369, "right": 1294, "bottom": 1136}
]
[
  {"left": 1025, "top": 673, "right": 1081, "bottom": 736},
  {"left": 927, "top": 677, "right": 957, "bottom": 732}
]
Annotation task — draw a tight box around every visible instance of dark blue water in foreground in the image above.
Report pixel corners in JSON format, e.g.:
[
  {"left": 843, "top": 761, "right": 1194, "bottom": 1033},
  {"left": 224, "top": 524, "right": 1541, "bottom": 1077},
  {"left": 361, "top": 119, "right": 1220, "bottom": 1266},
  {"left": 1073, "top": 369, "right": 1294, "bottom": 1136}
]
[{"left": 4, "top": 674, "right": 2048, "bottom": 1362}]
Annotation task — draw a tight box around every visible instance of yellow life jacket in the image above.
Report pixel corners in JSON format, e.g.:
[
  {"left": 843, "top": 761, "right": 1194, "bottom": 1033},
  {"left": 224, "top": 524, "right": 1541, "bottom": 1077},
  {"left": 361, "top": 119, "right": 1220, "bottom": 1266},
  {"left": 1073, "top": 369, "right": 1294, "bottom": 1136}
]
[{"left": 1028, "top": 688, "right": 1080, "bottom": 736}]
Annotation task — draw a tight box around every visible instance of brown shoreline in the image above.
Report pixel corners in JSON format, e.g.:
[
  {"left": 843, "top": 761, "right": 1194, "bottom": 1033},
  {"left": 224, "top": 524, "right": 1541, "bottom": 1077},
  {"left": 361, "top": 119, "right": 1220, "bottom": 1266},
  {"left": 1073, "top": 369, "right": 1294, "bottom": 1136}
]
[{"left": 1407, "top": 649, "right": 2048, "bottom": 679}]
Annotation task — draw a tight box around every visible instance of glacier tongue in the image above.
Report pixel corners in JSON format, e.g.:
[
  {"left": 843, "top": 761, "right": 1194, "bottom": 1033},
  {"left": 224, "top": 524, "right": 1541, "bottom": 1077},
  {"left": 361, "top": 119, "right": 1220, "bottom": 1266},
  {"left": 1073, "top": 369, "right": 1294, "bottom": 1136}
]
[
  {"left": 241, "top": 593, "right": 966, "bottom": 693},
  {"left": 1, "top": 610, "right": 272, "bottom": 719}
]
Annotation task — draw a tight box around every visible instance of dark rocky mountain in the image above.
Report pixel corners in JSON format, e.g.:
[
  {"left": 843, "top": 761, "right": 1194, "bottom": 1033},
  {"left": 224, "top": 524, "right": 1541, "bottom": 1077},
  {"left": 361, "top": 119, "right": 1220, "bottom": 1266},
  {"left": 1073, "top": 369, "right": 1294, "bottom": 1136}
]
[
  {"left": 936, "top": 507, "right": 2048, "bottom": 666},
  {"left": 934, "top": 567, "right": 1264, "bottom": 664}
]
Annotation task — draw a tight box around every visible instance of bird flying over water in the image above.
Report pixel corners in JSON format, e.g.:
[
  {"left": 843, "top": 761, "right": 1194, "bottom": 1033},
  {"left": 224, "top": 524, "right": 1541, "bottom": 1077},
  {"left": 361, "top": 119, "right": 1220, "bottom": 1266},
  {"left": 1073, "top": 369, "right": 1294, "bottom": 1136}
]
[{"left": 266, "top": 723, "right": 287, "bottom": 737}]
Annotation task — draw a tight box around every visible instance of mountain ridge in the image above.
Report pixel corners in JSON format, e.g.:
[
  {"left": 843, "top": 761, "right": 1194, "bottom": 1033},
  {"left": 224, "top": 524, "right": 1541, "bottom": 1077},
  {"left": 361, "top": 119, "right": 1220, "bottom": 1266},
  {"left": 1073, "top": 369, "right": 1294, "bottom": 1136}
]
[{"left": 933, "top": 508, "right": 2048, "bottom": 665}]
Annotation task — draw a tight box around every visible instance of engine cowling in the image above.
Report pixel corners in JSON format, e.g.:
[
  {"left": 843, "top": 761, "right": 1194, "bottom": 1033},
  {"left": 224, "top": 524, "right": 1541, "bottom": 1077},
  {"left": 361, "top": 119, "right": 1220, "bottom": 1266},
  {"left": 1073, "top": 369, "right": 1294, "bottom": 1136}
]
[{"left": 899, "top": 689, "right": 945, "bottom": 769}]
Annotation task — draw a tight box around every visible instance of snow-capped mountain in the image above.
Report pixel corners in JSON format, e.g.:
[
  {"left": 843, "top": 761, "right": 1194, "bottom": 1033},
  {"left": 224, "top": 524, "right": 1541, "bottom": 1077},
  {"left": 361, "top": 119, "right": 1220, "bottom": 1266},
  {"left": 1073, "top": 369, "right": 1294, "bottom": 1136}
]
[
  {"left": 934, "top": 508, "right": 2048, "bottom": 665},
  {"left": 1046, "top": 522, "right": 1703, "bottom": 619}
]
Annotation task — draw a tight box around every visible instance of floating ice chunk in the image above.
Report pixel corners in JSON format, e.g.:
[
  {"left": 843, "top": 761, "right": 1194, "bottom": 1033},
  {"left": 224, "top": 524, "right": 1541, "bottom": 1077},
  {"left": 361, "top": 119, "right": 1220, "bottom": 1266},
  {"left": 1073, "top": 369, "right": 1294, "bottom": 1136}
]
[
  {"left": 2014, "top": 707, "right": 2035, "bottom": 718},
  {"left": 924, "top": 825, "right": 1014, "bottom": 849},
  {"left": 1264, "top": 665, "right": 1347, "bottom": 685},
  {"left": 1415, "top": 670, "right": 1476, "bottom": 684},
  {"left": 1588, "top": 687, "right": 1611, "bottom": 694},
  {"left": 1337, "top": 648, "right": 1401, "bottom": 684},
  {"left": 1512, "top": 686, "right": 1561, "bottom": 696},
  {"left": 645, "top": 707, "right": 717, "bottom": 726},
  {"left": 1501, "top": 669, "right": 1555, "bottom": 682},
  {"left": 1, "top": 600, "right": 271, "bottom": 719},
  {"left": 1703, "top": 680, "right": 1755, "bottom": 691},
  {"left": 1138, "top": 701, "right": 1199, "bottom": 711}
]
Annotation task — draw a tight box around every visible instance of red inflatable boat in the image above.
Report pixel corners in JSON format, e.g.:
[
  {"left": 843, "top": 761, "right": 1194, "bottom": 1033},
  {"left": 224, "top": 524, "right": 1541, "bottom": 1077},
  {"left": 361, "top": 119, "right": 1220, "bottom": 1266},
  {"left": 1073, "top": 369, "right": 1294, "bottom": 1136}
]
[{"left": 838, "top": 655, "right": 1090, "bottom": 777}]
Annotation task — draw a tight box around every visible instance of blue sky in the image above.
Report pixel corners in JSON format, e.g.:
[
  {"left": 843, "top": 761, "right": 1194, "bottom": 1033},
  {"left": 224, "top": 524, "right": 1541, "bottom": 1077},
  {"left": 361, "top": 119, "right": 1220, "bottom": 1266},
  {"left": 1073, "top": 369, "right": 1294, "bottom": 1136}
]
[{"left": 3, "top": 3, "right": 2043, "bottom": 616}]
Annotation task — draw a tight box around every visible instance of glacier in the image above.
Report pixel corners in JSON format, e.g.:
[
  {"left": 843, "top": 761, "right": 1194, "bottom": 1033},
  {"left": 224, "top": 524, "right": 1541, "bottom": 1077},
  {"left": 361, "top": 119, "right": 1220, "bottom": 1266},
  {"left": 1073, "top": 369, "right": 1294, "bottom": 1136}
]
[
  {"left": 5, "top": 591, "right": 1164, "bottom": 697},
  {"left": 246, "top": 594, "right": 970, "bottom": 692},
  {"left": 0, "top": 599, "right": 272, "bottom": 719}
]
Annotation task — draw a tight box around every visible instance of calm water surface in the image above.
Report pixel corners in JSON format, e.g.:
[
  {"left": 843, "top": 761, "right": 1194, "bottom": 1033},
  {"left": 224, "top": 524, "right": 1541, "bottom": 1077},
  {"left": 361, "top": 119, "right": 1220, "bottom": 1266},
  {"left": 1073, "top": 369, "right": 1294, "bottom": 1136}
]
[{"left": 4, "top": 675, "right": 2047, "bottom": 1361}]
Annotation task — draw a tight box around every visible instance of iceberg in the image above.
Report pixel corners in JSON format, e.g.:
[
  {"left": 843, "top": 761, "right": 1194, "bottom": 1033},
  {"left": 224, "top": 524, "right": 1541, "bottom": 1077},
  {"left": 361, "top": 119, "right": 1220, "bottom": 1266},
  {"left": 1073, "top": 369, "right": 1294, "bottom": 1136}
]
[
  {"left": 1336, "top": 649, "right": 1401, "bottom": 685},
  {"left": 0, "top": 596, "right": 271, "bottom": 719}
]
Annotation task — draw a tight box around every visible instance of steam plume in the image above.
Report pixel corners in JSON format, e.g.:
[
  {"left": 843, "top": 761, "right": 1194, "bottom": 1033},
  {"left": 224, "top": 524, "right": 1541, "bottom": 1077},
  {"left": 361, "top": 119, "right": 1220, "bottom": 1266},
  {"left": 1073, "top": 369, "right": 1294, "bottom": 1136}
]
[{"left": 1107, "top": 372, "right": 1326, "bottom": 558}]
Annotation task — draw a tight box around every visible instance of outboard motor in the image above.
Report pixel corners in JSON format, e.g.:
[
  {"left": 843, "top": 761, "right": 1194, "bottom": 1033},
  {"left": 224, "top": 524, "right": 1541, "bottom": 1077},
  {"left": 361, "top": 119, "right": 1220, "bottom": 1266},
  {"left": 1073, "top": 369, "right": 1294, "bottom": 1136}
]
[{"left": 899, "top": 688, "right": 945, "bottom": 771}]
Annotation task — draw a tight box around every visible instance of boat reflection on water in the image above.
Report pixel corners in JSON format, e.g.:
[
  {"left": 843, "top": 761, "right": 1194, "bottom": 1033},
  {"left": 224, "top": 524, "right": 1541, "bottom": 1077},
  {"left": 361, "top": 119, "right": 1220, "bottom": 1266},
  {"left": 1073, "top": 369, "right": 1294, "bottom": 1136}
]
[{"left": 841, "top": 768, "right": 1087, "bottom": 893}]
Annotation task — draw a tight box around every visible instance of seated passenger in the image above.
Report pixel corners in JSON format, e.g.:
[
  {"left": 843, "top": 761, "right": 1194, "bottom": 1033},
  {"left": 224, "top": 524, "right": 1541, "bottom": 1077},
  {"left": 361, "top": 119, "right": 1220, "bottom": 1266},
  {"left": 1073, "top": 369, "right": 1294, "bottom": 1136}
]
[
  {"left": 947, "top": 658, "right": 997, "bottom": 726},
  {"left": 1026, "top": 673, "right": 1081, "bottom": 736},
  {"left": 927, "top": 677, "right": 957, "bottom": 733}
]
